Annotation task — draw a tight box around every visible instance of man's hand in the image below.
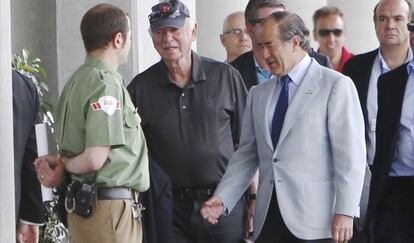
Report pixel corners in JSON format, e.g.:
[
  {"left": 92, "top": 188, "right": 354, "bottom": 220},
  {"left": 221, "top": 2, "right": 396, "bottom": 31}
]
[
  {"left": 34, "top": 154, "right": 65, "bottom": 187},
  {"left": 200, "top": 195, "right": 225, "bottom": 224},
  {"left": 331, "top": 214, "right": 353, "bottom": 242},
  {"left": 17, "top": 223, "right": 39, "bottom": 243}
]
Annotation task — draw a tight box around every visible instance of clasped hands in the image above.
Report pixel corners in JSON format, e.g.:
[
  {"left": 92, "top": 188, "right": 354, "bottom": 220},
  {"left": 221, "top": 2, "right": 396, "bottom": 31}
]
[{"left": 34, "top": 154, "right": 65, "bottom": 187}]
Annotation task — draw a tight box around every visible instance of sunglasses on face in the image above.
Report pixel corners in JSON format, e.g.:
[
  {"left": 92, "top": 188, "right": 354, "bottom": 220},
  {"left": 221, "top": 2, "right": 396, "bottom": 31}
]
[
  {"left": 318, "top": 28, "right": 343, "bottom": 37},
  {"left": 223, "top": 28, "right": 248, "bottom": 37},
  {"left": 407, "top": 22, "right": 414, "bottom": 32}
]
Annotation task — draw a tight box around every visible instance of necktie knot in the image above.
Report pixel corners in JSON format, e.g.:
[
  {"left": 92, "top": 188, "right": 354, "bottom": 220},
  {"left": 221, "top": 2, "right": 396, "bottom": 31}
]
[{"left": 280, "top": 75, "right": 291, "bottom": 86}]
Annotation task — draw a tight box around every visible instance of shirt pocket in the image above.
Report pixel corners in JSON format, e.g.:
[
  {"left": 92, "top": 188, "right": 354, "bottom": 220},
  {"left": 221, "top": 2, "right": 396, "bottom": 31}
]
[{"left": 124, "top": 109, "right": 140, "bottom": 129}]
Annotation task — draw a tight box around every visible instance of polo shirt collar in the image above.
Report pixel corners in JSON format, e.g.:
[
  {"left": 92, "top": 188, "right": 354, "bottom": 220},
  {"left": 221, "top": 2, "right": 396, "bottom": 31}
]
[
  {"left": 84, "top": 56, "right": 123, "bottom": 81},
  {"left": 159, "top": 51, "right": 207, "bottom": 86}
]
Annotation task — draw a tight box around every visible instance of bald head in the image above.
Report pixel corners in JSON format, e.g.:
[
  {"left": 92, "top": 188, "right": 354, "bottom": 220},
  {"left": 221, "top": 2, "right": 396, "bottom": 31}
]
[
  {"left": 374, "top": 0, "right": 411, "bottom": 48},
  {"left": 374, "top": 0, "right": 411, "bottom": 21},
  {"left": 222, "top": 12, "right": 245, "bottom": 33},
  {"left": 220, "top": 11, "right": 252, "bottom": 62}
]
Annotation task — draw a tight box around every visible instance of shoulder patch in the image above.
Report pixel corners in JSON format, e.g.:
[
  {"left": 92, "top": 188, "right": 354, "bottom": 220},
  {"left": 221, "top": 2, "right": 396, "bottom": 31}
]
[{"left": 91, "top": 96, "right": 122, "bottom": 115}]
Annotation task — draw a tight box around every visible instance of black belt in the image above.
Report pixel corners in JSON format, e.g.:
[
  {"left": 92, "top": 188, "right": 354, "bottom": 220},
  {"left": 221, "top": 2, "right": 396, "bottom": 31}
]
[
  {"left": 173, "top": 186, "right": 215, "bottom": 200},
  {"left": 97, "top": 187, "right": 135, "bottom": 200}
]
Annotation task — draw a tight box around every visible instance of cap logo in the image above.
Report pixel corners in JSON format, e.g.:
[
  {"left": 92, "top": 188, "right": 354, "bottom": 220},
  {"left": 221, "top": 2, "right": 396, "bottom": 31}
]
[{"left": 159, "top": 3, "right": 171, "bottom": 13}]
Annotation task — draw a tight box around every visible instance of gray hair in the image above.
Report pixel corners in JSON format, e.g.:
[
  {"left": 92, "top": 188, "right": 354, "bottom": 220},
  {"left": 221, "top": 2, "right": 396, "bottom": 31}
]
[{"left": 264, "top": 11, "right": 310, "bottom": 52}]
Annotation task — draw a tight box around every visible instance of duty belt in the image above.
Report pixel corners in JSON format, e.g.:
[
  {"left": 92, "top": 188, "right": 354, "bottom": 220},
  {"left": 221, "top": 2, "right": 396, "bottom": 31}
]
[{"left": 97, "top": 187, "right": 135, "bottom": 200}]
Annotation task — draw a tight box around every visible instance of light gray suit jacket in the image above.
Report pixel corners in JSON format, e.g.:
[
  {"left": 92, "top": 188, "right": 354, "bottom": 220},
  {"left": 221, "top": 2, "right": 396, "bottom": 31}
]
[{"left": 215, "top": 59, "right": 366, "bottom": 240}]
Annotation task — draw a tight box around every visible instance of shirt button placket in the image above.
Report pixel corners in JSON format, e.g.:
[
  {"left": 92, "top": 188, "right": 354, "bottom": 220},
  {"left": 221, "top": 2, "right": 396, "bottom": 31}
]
[{"left": 179, "top": 89, "right": 189, "bottom": 117}]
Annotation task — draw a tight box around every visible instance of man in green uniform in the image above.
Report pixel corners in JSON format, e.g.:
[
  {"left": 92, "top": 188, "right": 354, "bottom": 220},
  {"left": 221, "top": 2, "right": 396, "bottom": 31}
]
[{"left": 34, "top": 3, "right": 149, "bottom": 243}]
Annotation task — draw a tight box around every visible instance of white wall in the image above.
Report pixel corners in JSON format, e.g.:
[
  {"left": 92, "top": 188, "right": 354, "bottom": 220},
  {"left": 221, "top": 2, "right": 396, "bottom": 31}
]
[{"left": 56, "top": 1, "right": 139, "bottom": 92}]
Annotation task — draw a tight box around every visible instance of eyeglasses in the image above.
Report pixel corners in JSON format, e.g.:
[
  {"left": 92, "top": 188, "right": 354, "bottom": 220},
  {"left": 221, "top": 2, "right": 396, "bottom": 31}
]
[
  {"left": 407, "top": 22, "right": 414, "bottom": 32},
  {"left": 318, "top": 29, "right": 343, "bottom": 37},
  {"left": 223, "top": 28, "right": 248, "bottom": 37}
]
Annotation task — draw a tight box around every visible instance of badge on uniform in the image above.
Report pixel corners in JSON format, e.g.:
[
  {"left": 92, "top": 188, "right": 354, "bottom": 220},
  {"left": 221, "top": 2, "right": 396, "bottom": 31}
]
[{"left": 90, "top": 96, "right": 122, "bottom": 115}]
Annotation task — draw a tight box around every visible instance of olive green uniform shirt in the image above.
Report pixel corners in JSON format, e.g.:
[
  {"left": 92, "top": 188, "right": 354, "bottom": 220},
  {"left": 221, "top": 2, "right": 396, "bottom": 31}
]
[{"left": 56, "top": 56, "right": 149, "bottom": 192}]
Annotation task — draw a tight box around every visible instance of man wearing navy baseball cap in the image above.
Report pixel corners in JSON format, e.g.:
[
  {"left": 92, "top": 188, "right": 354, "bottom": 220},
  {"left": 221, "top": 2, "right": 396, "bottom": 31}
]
[
  {"left": 128, "top": 0, "right": 248, "bottom": 242},
  {"left": 148, "top": 0, "right": 190, "bottom": 32}
]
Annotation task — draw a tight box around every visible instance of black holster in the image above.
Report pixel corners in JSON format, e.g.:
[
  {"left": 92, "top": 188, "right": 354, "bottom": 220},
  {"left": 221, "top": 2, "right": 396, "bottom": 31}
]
[{"left": 65, "top": 180, "right": 97, "bottom": 218}]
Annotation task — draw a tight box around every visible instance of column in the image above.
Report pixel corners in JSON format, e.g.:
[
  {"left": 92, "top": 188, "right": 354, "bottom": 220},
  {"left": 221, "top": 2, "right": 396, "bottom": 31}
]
[{"left": 0, "top": 0, "right": 16, "bottom": 241}]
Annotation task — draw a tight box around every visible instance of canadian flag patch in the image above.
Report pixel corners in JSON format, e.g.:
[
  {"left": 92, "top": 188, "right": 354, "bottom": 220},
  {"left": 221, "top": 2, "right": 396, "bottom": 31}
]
[{"left": 91, "top": 96, "right": 122, "bottom": 115}]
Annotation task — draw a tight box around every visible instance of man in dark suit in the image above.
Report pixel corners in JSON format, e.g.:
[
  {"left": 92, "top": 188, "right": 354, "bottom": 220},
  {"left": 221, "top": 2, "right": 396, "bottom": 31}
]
[
  {"left": 12, "top": 70, "right": 45, "bottom": 242},
  {"left": 343, "top": 0, "right": 412, "bottom": 241},
  {"left": 367, "top": 55, "right": 414, "bottom": 243},
  {"left": 231, "top": 0, "right": 331, "bottom": 90}
]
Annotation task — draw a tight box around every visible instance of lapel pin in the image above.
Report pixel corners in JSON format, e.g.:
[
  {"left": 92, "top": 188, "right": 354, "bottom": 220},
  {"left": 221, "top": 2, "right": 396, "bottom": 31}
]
[{"left": 306, "top": 90, "right": 313, "bottom": 94}]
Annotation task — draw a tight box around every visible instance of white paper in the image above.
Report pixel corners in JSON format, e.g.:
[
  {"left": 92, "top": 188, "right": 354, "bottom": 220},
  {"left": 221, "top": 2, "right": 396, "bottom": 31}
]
[{"left": 35, "top": 123, "right": 54, "bottom": 202}]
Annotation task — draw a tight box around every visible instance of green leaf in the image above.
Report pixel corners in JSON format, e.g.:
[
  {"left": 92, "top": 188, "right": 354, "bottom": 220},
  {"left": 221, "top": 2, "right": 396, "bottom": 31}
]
[
  {"left": 39, "top": 82, "right": 49, "bottom": 92},
  {"left": 37, "top": 66, "right": 47, "bottom": 77},
  {"left": 22, "top": 48, "right": 29, "bottom": 63},
  {"left": 21, "top": 64, "right": 36, "bottom": 73},
  {"left": 45, "top": 111, "right": 55, "bottom": 124},
  {"left": 32, "top": 58, "right": 41, "bottom": 64},
  {"left": 42, "top": 100, "right": 54, "bottom": 112}
]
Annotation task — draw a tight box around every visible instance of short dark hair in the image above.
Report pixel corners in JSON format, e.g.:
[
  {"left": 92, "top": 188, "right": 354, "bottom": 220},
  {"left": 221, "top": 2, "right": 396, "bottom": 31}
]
[
  {"left": 312, "top": 6, "right": 343, "bottom": 27},
  {"left": 373, "top": 0, "right": 412, "bottom": 22},
  {"left": 245, "top": 0, "right": 286, "bottom": 24},
  {"left": 80, "top": 4, "right": 129, "bottom": 53},
  {"left": 264, "top": 11, "right": 310, "bottom": 52}
]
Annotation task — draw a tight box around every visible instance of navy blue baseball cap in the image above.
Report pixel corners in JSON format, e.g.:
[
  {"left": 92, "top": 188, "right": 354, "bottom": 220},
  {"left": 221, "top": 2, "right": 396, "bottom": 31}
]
[{"left": 149, "top": 0, "right": 190, "bottom": 32}]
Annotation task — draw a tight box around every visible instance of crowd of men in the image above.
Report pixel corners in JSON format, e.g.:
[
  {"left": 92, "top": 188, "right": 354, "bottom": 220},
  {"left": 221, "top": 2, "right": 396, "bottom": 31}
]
[{"left": 14, "top": 0, "right": 414, "bottom": 243}]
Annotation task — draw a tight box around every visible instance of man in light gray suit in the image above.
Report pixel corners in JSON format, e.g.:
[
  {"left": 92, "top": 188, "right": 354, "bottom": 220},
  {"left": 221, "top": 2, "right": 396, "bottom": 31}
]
[{"left": 201, "top": 11, "right": 366, "bottom": 243}]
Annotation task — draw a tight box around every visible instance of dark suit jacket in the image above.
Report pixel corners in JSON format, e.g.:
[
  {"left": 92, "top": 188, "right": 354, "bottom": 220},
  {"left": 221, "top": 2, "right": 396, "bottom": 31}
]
[
  {"left": 231, "top": 49, "right": 332, "bottom": 90},
  {"left": 308, "top": 48, "right": 332, "bottom": 69},
  {"left": 343, "top": 49, "right": 378, "bottom": 121},
  {"left": 12, "top": 70, "right": 44, "bottom": 223},
  {"left": 141, "top": 157, "right": 172, "bottom": 243},
  {"left": 365, "top": 63, "right": 409, "bottom": 230},
  {"left": 230, "top": 51, "right": 257, "bottom": 90}
]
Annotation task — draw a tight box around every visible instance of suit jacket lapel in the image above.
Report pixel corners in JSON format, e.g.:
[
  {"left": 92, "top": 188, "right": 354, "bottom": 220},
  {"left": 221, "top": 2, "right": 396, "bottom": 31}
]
[
  {"left": 275, "top": 60, "right": 321, "bottom": 153},
  {"left": 258, "top": 80, "right": 278, "bottom": 150}
]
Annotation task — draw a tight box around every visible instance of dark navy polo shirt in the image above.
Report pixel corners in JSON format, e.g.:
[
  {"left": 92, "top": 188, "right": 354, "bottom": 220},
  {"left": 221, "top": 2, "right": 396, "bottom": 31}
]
[{"left": 127, "top": 51, "right": 247, "bottom": 188}]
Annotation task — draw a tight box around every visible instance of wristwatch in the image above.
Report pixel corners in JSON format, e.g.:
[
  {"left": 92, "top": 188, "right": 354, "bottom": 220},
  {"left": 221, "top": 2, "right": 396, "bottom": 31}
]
[{"left": 248, "top": 193, "right": 257, "bottom": 201}]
